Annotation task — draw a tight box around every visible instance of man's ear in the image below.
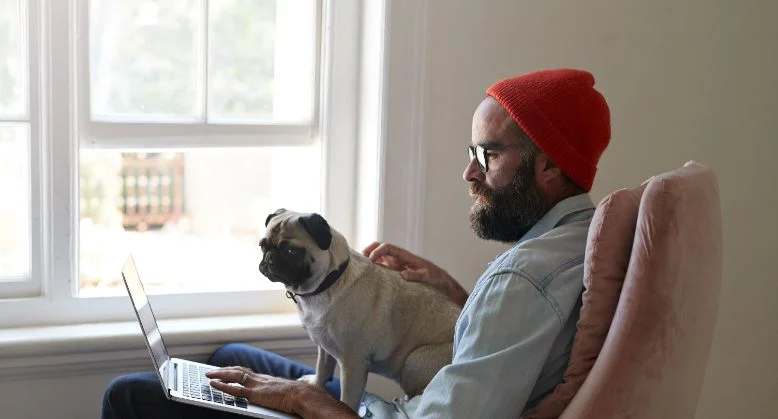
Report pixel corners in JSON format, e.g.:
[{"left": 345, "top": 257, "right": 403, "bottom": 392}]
[
  {"left": 534, "top": 154, "right": 563, "bottom": 188},
  {"left": 265, "top": 208, "right": 287, "bottom": 227},
  {"left": 298, "top": 213, "right": 332, "bottom": 250}
]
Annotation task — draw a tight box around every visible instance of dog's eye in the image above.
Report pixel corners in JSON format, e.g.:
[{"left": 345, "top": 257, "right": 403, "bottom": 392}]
[{"left": 287, "top": 247, "right": 298, "bottom": 256}]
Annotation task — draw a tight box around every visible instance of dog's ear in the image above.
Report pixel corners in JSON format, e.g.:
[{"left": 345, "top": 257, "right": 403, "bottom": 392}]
[
  {"left": 297, "top": 213, "right": 332, "bottom": 250},
  {"left": 265, "top": 208, "right": 287, "bottom": 227}
]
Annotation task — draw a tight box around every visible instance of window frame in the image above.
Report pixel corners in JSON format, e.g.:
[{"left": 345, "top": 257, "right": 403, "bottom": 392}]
[
  {"left": 77, "top": 0, "right": 321, "bottom": 149},
  {"left": 0, "top": 0, "right": 45, "bottom": 299},
  {"left": 0, "top": 0, "right": 362, "bottom": 329}
]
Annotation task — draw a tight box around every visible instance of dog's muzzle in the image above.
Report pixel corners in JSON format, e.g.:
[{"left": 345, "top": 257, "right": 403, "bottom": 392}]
[
  {"left": 259, "top": 250, "right": 279, "bottom": 281},
  {"left": 259, "top": 249, "right": 310, "bottom": 286}
]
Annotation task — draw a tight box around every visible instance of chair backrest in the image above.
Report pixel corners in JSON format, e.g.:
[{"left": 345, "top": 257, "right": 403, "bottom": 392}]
[{"left": 560, "top": 161, "right": 723, "bottom": 418}]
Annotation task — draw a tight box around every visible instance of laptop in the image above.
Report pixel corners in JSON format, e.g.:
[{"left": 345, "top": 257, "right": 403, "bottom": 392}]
[{"left": 121, "top": 255, "right": 295, "bottom": 418}]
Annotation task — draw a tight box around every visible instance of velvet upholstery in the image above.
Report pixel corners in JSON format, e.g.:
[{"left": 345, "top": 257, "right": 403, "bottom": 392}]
[
  {"left": 526, "top": 161, "right": 722, "bottom": 418},
  {"left": 523, "top": 184, "right": 646, "bottom": 419}
]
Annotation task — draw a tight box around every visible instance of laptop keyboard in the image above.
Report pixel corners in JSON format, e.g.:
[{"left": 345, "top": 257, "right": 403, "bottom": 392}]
[{"left": 181, "top": 363, "right": 248, "bottom": 409}]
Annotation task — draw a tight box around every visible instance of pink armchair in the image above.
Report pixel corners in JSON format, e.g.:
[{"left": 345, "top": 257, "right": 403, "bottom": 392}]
[{"left": 526, "top": 161, "right": 723, "bottom": 418}]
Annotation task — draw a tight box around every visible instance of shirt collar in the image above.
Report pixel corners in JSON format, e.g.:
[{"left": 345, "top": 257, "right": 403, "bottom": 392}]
[{"left": 516, "top": 193, "right": 595, "bottom": 244}]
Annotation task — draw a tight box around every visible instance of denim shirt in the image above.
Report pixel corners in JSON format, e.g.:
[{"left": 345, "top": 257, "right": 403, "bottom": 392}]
[{"left": 361, "top": 194, "right": 596, "bottom": 418}]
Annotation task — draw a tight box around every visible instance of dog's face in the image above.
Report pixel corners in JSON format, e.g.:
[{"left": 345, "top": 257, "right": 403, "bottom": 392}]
[{"left": 259, "top": 208, "right": 347, "bottom": 294}]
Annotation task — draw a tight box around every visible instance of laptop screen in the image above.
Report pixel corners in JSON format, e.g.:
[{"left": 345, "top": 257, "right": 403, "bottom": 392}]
[{"left": 122, "top": 256, "right": 171, "bottom": 383}]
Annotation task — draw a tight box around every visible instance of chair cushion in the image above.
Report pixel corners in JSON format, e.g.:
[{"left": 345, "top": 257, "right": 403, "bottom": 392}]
[
  {"left": 522, "top": 183, "right": 646, "bottom": 419},
  {"left": 557, "top": 161, "right": 722, "bottom": 419}
]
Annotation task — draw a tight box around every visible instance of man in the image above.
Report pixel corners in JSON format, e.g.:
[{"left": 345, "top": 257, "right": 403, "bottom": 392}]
[{"left": 102, "top": 68, "right": 610, "bottom": 418}]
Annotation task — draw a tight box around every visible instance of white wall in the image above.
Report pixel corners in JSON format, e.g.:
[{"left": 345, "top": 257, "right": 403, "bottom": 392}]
[{"left": 413, "top": 0, "right": 778, "bottom": 417}]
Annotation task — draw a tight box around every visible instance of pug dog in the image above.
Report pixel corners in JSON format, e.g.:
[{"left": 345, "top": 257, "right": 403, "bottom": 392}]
[{"left": 259, "top": 208, "right": 461, "bottom": 411}]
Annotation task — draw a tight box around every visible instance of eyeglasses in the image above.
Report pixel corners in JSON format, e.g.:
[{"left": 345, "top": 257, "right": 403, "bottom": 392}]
[{"left": 467, "top": 143, "right": 523, "bottom": 173}]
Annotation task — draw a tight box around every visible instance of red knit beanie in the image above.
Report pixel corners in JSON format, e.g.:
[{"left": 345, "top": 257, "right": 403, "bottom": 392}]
[{"left": 486, "top": 69, "right": 610, "bottom": 191}]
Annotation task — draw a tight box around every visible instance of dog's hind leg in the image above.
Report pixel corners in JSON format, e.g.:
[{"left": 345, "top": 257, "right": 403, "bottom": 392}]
[
  {"left": 400, "top": 342, "right": 452, "bottom": 397},
  {"left": 338, "top": 358, "right": 369, "bottom": 412}
]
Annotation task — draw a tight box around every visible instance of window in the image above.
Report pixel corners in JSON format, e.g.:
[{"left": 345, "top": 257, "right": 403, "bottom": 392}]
[
  {"left": 79, "top": 0, "right": 320, "bottom": 296},
  {"left": 0, "top": 0, "right": 361, "bottom": 328},
  {"left": 0, "top": 0, "right": 42, "bottom": 299},
  {"left": 79, "top": 147, "right": 322, "bottom": 296}
]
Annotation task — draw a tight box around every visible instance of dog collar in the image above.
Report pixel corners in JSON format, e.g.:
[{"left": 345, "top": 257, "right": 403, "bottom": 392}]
[{"left": 286, "top": 259, "right": 350, "bottom": 303}]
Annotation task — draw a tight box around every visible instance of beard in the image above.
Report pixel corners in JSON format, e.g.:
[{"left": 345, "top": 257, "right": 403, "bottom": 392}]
[{"left": 468, "top": 163, "right": 548, "bottom": 243}]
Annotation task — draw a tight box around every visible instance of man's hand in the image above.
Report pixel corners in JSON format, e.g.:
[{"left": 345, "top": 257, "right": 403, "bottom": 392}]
[
  {"left": 362, "top": 242, "right": 469, "bottom": 307},
  {"left": 206, "top": 367, "right": 358, "bottom": 418},
  {"left": 207, "top": 367, "right": 300, "bottom": 414}
]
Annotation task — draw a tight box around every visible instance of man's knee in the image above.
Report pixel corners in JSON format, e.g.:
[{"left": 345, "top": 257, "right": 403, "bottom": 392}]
[
  {"left": 103, "top": 373, "right": 159, "bottom": 415},
  {"left": 208, "top": 343, "right": 261, "bottom": 367},
  {"left": 104, "top": 374, "right": 135, "bottom": 404},
  {"left": 207, "top": 343, "right": 305, "bottom": 380}
]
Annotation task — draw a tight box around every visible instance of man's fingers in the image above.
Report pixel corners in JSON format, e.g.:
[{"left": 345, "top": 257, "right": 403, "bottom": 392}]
[
  {"left": 366, "top": 242, "right": 390, "bottom": 262},
  {"left": 368, "top": 243, "right": 423, "bottom": 266},
  {"left": 209, "top": 379, "right": 246, "bottom": 398},
  {"left": 365, "top": 243, "right": 400, "bottom": 268},
  {"left": 205, "top": 366, "right": 254, "bottom": 379},
  {"left": 378, "top": 255, "right": 405, "bottom": 271},
  {"left": 400, "top": 268, "right": 429, "bottom": 282},
  {"left": 361, "top": 241, "right": 381, "bottom": 257},
  {"left": 205, "top": 368, "right": 248, "bottom": 384}
]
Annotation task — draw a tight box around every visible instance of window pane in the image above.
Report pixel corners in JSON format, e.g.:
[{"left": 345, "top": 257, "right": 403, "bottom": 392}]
[
  {"left": 208, "top": 0, "right": 316, "bottom": 123},
  {"left": 0, "top": 0, "right": 25, "bottom": 118},
  {"left": 0, "top": 124, "right": 29, "bottom": 278},
  {"left": 78, "top": 146, "right": 322, "bottom": 296},
  {"left": 89, "top": 0, "right": 199, "bottom": 121}
]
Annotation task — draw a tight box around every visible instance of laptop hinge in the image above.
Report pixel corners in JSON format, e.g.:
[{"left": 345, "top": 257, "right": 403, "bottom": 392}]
[{"left": 160, "top": 359, "right": 171, "bottom": 391}]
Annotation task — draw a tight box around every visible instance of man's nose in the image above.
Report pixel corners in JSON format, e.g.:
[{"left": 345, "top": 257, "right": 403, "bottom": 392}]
[{"left": 463, "top": 157, "right": 484, "bottom": 183}]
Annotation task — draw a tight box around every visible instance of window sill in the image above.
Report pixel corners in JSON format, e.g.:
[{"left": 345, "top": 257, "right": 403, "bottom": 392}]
[{"left": 0, "top": 313, "right": 315, "bottom": 380}]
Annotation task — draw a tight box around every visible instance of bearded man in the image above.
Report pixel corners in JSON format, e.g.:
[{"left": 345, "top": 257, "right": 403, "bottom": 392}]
[{"left": 103, "top": 68, "right": 611, "bottom": 419}]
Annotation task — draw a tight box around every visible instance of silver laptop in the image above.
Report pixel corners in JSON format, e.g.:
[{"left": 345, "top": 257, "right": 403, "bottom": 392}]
[{"left": 121, "top": 255, "right": 295, "bottom": 418}]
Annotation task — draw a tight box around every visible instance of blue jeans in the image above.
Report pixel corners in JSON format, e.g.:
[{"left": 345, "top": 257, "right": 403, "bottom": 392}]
[{"left": 101, "top": 343, "right": 341, "bottom": 419}]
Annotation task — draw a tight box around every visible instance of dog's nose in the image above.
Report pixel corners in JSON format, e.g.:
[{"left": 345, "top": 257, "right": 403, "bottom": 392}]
[{"left": 266, "top": 252, "right": 274, "bottom": 265}]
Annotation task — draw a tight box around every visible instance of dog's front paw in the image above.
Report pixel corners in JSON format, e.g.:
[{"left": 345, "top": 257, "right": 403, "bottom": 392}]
[{"left": 297, "top": 374, "right": 320, "bottom": 386}]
